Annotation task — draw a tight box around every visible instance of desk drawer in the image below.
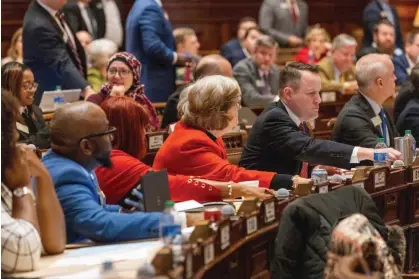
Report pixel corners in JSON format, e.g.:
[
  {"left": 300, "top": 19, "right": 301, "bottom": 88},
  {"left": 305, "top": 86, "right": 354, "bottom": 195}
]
[{"left": 373, "top": 191, "right": 401, "bottom": 225}]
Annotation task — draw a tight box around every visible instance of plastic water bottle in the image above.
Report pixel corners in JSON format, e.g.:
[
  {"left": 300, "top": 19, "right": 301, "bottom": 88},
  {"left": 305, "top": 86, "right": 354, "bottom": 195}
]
[
  {"left": 404, "top": 130, "right": 417, "bottom": 165},
  {"left": 160, "top": 200, "right": 181, "bottom": 245},
  {"left": 53, "top": 85, "right": 65, "bottom": 110},
  {"left": 373, "top": 138, "right": 389, "bottom": 167}
]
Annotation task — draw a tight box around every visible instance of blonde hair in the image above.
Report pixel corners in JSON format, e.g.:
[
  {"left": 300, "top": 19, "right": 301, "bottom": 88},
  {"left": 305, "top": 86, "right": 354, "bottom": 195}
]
[
  {"left": 86, "top": 39, "right": 118, "bottom": 68},
  {"left": 173, "top": 28, "right": 196, "bottom": 45},
  {"left": 7, "top": 28, "right": 23, "bottom": 60},
  {"left": 181, "top": 75, "right": 241, "bottom": 130},
  {"left": 305, "top": 26, "right": 331, "bottom": 45}
]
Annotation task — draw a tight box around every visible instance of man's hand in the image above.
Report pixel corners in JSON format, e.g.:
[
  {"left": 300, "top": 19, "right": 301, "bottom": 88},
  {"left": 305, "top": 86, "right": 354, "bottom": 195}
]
[
  {"left": 288, "top": 35, "right": 303, "bottom": 47},
  {"left": 83, "top": 86, "right": 96, "bottom": 100},
  {"left": 176, "top": 54, "right": 193, "bottom": 67},
  {"left": 110, "top": 85, "right": 126, "bottom": 97},
  {"left": 358, "top": 147, "right": 402, "bottom": 161}
]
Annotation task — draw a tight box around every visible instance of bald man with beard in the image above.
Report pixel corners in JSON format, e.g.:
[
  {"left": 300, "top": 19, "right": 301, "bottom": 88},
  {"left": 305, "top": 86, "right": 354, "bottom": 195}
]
[
  {"left": 42, "top": 102, "right": 163, "bottom": 243},
  {"left": 161, "top": 54, "right": 233, "bottom": 129}
]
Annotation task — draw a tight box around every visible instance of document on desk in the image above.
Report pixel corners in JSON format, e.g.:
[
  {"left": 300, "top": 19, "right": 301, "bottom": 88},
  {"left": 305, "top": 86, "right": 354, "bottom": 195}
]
[{"left": 51, "top": 240, "right": 164, "bottom": 268}]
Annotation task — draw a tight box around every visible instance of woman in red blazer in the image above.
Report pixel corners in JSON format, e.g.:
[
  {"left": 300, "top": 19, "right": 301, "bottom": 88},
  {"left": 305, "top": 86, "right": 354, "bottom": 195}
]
[
  {"left": 95, "top": 97, "right": 273, "bottom": 204},
  {"left": 153, "top": 76, "right": 308, "bottom": 189},
  {"left": 294, "top": 26, "right": 331, "bottom": 64}
]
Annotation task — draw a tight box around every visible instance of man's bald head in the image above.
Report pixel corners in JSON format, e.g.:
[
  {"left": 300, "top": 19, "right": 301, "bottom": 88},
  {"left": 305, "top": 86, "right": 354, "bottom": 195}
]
[
  {"left": 355, "top": 54, "right": 396, "bottom": 103},
  {"left": 194, "top": 54, "right": 233, "bottom": 79},
  {"left": 50, "top": 102, "right": 108, "bottom": 146}
]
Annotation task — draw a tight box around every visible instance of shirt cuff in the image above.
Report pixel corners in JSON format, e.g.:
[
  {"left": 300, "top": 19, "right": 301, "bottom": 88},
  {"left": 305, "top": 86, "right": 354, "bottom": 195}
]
[
  {"left": 172, "top": 52, "right": 178, "bottom": 65},
  {"left": 350, "top": 146, "right": 360, "bottom": 164}
]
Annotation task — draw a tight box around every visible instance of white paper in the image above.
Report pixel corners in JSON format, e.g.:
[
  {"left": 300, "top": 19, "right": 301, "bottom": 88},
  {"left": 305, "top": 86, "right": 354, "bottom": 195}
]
[
  {"left": 237, "top": 180, "right": 259, "bottom": 187},
  {"left": 46, "top": 268, "right": 101, "bottom": 279},
  {"left": 174, "top": 200, "right": 203, "bottom": 212}
]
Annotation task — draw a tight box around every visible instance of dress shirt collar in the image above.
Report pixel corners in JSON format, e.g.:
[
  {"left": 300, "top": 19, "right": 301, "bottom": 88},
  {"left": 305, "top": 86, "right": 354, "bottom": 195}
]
[
  {"left": 360, "top": 91, "right": 381, "bottom": 115},
  {"left": 281, "top": 101, "right": 301, "bottom": 127},
  {"left": 37, "top": 0, "right": 58, "bottom": 18},
  {"left": 155, "top": 0, "right": 163, "bottom": 7},
  {"left": 407, "top": 55, "right": 416, "bottom": 68},
  {"left": 258, "top": 68, "right": 270, "bottom": 79},
  {"left": 242, "top": 48, "right": 251, "bottom": 58},
  {"left": 19, "top": 106, "right": 26, "bottom": 114},
  {"left": 333, "top": 61, "right": 341, "bottom": 82}
]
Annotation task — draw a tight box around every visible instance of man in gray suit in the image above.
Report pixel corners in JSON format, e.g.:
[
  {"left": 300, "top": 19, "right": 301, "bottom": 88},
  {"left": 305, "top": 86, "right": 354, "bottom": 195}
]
[
  {"left": 233, "top": 35, "right": 279, "bottom": 106},
  {"left": 259, "top": 0, "right": 308, "bottom": 47}
]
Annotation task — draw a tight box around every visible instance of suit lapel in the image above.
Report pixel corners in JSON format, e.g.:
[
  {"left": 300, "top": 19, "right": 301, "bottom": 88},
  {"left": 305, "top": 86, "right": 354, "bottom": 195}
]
[
  {"left": 34, "top": 1, "right": 64, "bottom": 37},
  {"left": 356, "top": 93, "right": 384, "bottom": 137}
]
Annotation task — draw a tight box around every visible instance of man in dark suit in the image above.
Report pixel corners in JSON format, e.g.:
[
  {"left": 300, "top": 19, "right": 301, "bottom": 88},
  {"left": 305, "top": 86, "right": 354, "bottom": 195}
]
[
  {"left": 220, "top": 17, "right": 257, "bottom": 67},
  {"left": 362, "top": 0, "right": 403, "bottom": 50},
  {"left": 63, "top": 0, "right": 98, "bottom": 39},
  {"left": 333, "top": 54, "right": 398, "bottom": 149},
  {"left": 396, "top": 64, "right": 419, "bottom": 145},
  {"left": 23, "top": 0, "right": 95, "bottom": 105},
  {"left": 233, "top": 35, "right": 279, "bottom": 106},
  {"left": 239, "top": 62, "right": 401, "bottom": 176},
  {"left": 393, "top": 30, "right": 419, "bottom": 85},
  {"left": 90, "top": 0, "right": 123, "bottom": 48},
  {"left": 126, "top": 0, "right": 192, "bottom": 102}
]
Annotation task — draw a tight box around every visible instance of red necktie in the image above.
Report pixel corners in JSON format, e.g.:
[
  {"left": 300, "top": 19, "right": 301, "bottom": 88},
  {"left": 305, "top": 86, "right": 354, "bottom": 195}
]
[
  {"left": 299, "top": 122, "right": 309, "bottom": 178},
  {"left": 290, "top": 0, "right": 298, "bottom": 23},
  {"left": 55, "top": 11, "right": 84, "bottom": 76}
]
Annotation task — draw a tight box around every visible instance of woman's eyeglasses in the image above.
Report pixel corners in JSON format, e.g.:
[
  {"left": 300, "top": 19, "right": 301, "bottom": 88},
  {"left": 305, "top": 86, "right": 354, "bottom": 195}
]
[
  {"left": 79, "top": 126, "right": 117, "bottom": 143},
  {"left": 107, "top": 68, "right": 132, "bottom": 78},
  {"left": 22, "top": 82, "right": 38, "bottom": 91}
]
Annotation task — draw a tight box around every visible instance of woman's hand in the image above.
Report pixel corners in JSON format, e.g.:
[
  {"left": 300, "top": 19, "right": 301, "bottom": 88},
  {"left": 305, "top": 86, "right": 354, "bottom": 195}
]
[
  {"left": 24, "top": 145, "right": 49, "bottom": 178},
  {"left": 110, "top": 85, "right": 126, "bottom": 97},
  {"left": 232, "top": 184, "right": 275, "bottom": 200}
]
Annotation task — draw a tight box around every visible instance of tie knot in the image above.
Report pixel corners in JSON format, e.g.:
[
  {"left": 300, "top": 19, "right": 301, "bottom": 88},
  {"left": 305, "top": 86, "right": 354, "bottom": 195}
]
[
  {"left": 299, "top": 122, "right": 305, "bottom": 132},
  {"left": 379, "top": 109, "right": 385, "bottom": 118},
  {"left": 56, "top": 11, "right": 65, "bottom": 21}
]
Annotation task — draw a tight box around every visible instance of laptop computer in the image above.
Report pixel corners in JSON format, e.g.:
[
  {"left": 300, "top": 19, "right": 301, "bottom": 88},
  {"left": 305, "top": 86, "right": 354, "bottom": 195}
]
[{"left": 39, "top": 89, "right": 81, "bottom": 113}]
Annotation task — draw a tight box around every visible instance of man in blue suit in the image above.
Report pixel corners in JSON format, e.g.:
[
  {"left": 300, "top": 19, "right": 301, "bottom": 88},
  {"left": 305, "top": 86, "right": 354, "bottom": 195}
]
[
  {"left": 125, "top": 0, "right": 191, "bottom": 102},
  {"left": 393, "top": 30, "right": 419, "bottom": 85},
  {"left": 42, "top": 102, "right": 162, "bottom": 243},
  {"left": 220, "top": 17, "right": 257, "bottom": 67},
  {"left": 362, "top": 0, "right": 404, "bottom": 50}
]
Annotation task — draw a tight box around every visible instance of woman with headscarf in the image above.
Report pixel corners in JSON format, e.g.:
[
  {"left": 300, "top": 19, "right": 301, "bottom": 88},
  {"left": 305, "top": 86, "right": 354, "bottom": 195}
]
[{"left": 87, "top": 52, "right": 160, "bottom": 130}]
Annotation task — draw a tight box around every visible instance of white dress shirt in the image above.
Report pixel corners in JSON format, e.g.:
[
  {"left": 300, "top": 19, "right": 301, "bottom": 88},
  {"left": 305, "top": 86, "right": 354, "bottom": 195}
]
[
  {"left": 282, "top": 101, "right": 360, "bottom": 164},
  {"left": 102, "top": 0, "right": 123, "bottom": 47}
]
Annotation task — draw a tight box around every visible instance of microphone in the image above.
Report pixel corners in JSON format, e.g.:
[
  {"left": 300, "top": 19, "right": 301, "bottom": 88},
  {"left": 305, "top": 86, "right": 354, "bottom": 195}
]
[
  {"left": 392, "top": 160, "right": 405, "bottom": 168},
  {"left": 276, "top": 188, "right": 290, "bottom": 199},
  {"left": 221, "top": 204, "right": 235, "bottom": 218}
]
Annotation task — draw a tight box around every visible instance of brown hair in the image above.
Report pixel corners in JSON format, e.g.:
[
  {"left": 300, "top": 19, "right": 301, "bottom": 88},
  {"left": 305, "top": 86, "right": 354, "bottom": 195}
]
[
  {"left": 305, "top": 25, "right": 331, "bottom": 45},
  {"left": 181, "top": 75, "right": 241, "bottom": 130},
  {"left": 1, "top": 61, "right": 30, "bottom": 100},
  {"left": 173, "top": 28, "right": 196, "bottom": 45},
  {"left": 279, "top": 62, "right": 320, "bottom": 93},
  {"left": 7, "top": 28, "right": 22, "bottom": 61},
  {"left": 373, "top": 19, "right": 394, "bottom": 33},
  {"left": 255, "top": 35, "right": 278, "bottom": 49}
]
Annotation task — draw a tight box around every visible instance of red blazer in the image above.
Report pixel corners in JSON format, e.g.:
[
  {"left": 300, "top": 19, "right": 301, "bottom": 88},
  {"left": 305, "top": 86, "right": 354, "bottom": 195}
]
[
  {"left": 153, "top": 122, "right": 275, "bottom": 187},
  {"left": 95, "top": 149, "right": 222, "bottom": 203},
  {"left": 294, "top": 47, "right": 327, "bottom": 64}
]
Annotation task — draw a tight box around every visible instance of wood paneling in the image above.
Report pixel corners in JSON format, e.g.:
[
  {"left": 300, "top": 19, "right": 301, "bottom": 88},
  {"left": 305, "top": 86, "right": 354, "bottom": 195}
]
[{"left": 1, "top": 0, "right": 418, "bottom": 56}]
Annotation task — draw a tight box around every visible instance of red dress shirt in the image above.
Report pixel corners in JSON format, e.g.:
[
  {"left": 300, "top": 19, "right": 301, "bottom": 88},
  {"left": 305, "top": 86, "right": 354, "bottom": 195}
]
[
  {"left": 95, "top": 149, "right": 222, "bottom": 203},
  {"left": 153, "top": 122, "right": 276, "bottom": 187},
  {"left": 294, "top": 47, "right": 327, "bottom": 64}
]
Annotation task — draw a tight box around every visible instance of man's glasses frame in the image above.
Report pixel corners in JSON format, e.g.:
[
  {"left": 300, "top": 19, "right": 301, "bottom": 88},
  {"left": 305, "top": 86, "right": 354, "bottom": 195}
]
[{"left": 79, "top": 126, "right": 117, "bottom": 143}]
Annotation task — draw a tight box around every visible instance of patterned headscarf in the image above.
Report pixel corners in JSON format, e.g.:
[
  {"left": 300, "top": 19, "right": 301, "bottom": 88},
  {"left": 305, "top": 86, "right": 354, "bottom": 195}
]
[{"left": 101, "top": 52, "right": 160, "bottom": 130}]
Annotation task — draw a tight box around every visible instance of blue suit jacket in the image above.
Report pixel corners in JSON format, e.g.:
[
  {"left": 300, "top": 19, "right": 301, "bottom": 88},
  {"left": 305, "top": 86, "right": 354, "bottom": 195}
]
[
  {"left": 393, "top": 54, "right": 410, "bottom": 86},
  {"left": 396, "top": 98, "right": 419, "bottom": 146},
  {"left": 126, "top": 0, "right": 176, "bottom": 102},
  {"left": 362, "top": 0, "right": 404, "bottom": 50},
  {"left": 23, "top": 1, "right": 88, "bottom": 105},
  {"left": 42, "top": 150, "right": 161, "bottom": 244},
  {"left": 220, "top": 39, "right": 246, "bottom": 67}
]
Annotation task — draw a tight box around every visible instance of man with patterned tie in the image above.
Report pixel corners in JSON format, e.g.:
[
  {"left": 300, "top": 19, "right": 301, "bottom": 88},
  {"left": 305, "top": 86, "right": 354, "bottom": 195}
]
[
  {"left": 240, "top": 62, "right": 402, "bottom": 177},
  {"left": 233, "top": 35, "right": 279, "bottom": 106},
  {"left": 23, "top": 0, "right": 95, "bottom": 104},
  {"left": 333, "top": 54, "right": 399, "bottom": 151}
]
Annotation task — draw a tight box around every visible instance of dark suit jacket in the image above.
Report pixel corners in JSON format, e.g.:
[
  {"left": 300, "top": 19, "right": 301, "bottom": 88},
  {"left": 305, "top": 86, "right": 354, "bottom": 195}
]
[
  {"left": 18, "top": 105, "right": 50, "bottom": 149},
  {"left": 220, "top": 38, "right": 246, "bottom": 67},
  {"left": 63, "top": 2, "right": 98, "bottom": 38},
  {"left": 23, "top": 1, "right": 88, "bottom": 105},
  {"left": 332, "top": 93, "right": 398, "bottom": 148},
  {"left": 89, "top": 0, "right": 123, "bottom": 40},
  {"left": 394, "top": 81, "right": 417, "bottom": 123},
  {"left": 161, "top": 85, "right": 186, "bottom": 129},
  {"left": 392, "top": 54, "right": 410, "bottom": 86},
  {"left": 362, "top": 0, "right": 404, "bottom": 50},
  {"left": 126, "top": 0, "right": 176, "bottom": 102},
  {"left": 396, "top": 98, "right": 419, "bottom": 146},
  {"left": 239, "top": 102, "right": 355, "bottom": 176}
]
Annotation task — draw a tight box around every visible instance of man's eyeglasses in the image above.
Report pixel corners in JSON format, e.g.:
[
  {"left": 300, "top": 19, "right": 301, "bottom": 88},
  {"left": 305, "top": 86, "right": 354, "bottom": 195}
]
[
  {"left": 22, "top": 82, "right": 38, "bottom": 91},
  {"left": 79, "top": 126, "right": 117, "bottom": 143},
  {"left": 107, "top": 68, "right": 132, "bottom": 78}
]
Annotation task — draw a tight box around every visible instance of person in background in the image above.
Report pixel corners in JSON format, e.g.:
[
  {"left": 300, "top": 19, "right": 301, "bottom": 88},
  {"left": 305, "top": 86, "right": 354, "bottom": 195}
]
[
  {"left": 90, "top": 0, "right": 123, "bottom": 48},
  {"left": 1, "top": 62, "right": 50, "bottom": 149},
  {"left": 294, "top": 26, "right": 331, "bottom": 64},
  {"left": 173, "top": 27, "right": 201, "bottom": 84},
  {"left": 23, "top": 0, "right": 95, "bottom": 104},
  {"left": 42, "top": 102, "right": 163, "bottom": 243},
  {"left": 85, "top": 39, "right": 118, "bottom": 92},
  {"left": 239, "top": 63, "right": 401, "bottom": 176},
  {"left": 125, "top": 0, "right": 192, "bottom": 102},
  {"left": 396, "top": 64, "right": 419, "bottom": 145},
  {"left": 332, "top": 54, "right": 399, "bottom": 149},
  {"left": 97, "top": 96, "right": 274, "bottom": 203},
  {"left": 317, "top": 34, "right": 358, "bottom": 92},
  {"left": 1, "top": 89, "right": 65, "bottom": 273},
  {"left": 393, "top": 30, "right": 419, "bottom": 85},
  {"left": 357, "top": 20, "right": 400, "bottom": 59},
  {"left": 75, "top": 30, "right": 93, "bottom": 50},
  {"left": 233, "top": 35, "right": 280, "bottom": 106},
  {"left": 220, "top": 17, "right": 257, "bottom": 67},
  {"left": 259, "top": 0, "right": 308, "bottom": 47},
  {"left": 63, "top": 0, "right": 99, "bottom": 39},
  {"left": 241, "top": 27, "right": 264, "bottom": 59},
  {"left": 362, "top": 0, "right": 404, "bottom": 50},
  {"left": 87, "top": 52, "right": 160, "bottom": 130},
  {"left": 154, "top": 75, "right": 310, "bottom": 190},
  {"left": 2, "top": 28, "right": 23, "bottom": 65},
  {"left": 161, "top": 54, "right": 234, "bottom": 129}
]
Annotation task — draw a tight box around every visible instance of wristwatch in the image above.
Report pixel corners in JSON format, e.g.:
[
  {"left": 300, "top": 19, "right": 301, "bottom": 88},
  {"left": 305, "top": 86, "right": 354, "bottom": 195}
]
[{"left": 13, "top": 187, "right": 36, "bottom": 201}]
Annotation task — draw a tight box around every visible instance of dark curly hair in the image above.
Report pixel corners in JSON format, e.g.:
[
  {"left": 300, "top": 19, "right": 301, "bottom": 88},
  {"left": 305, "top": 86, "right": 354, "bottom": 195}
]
[{"left": 1, "top": 89, "right": 20, "bottom": 180}]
